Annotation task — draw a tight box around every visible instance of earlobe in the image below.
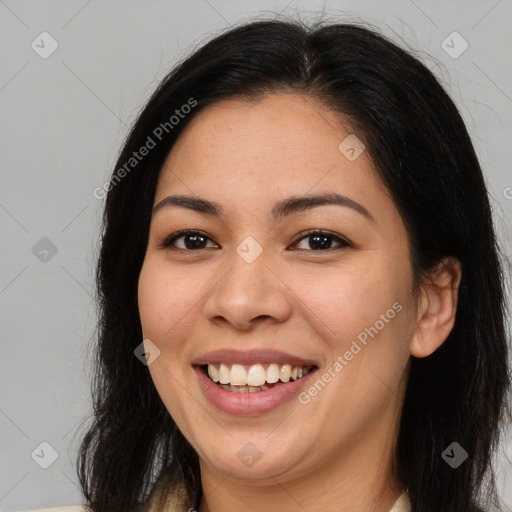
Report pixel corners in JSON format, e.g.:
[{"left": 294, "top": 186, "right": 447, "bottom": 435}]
[{"left": 410, "top": 256, "right": 462, "bottom": 358}]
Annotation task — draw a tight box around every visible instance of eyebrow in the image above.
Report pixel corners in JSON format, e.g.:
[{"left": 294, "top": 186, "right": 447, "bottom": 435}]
[{"left": 152, "top": 192, "right": 375, "bottom": 223}]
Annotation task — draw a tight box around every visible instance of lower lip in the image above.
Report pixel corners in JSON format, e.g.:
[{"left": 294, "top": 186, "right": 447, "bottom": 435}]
[{"left": 194, "top": 366, "right": 318, "bottom": 415}]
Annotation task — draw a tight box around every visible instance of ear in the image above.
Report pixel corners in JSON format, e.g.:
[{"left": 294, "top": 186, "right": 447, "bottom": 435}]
[{"left": 410, "top": 256, "right": 462, "bottom": 358}]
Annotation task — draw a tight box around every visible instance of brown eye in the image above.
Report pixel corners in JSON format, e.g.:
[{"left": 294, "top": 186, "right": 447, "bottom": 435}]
[
  {"left": 159, "top": 230, "right": 219, "bottom": 251},
  {"left": 291, "top": 230, "right": 352, "bottom": 252}
]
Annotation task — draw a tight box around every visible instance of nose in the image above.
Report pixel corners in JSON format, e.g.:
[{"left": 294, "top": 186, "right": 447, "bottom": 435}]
[{"left": 202, "top": 248, "right": 292, "bottom": 331}]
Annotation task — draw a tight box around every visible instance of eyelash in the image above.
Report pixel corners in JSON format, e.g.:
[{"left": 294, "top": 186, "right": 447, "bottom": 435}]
[{"left": 158, "top": 229, "right": 352, "bottom": 252}]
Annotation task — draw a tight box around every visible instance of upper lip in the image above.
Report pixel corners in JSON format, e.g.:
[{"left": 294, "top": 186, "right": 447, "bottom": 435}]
[{"left": 191, "top": 349, "right": 318, "bottom": 367}]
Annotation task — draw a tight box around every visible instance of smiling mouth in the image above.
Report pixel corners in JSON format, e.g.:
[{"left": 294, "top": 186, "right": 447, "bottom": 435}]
[{"left": 198, "top": 363, "right": 317, "bottom": 393}]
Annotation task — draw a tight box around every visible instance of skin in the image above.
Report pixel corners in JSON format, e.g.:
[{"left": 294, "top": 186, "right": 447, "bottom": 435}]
[{"left": 137, "top": 93, "right": 461, "bottom": 512}]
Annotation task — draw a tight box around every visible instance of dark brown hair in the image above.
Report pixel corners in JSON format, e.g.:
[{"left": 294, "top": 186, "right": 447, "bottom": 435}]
[{"left": 77, "top": 17, "right": 511, "bottom": 512}]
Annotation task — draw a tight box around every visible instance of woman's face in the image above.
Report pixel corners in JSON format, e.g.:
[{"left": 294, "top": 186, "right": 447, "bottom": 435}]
[{"left": 138, "top": 93, "right": 417, "bottom": 484}]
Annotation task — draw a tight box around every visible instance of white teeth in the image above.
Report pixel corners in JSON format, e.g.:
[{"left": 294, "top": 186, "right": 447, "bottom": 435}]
[
  {"left": 266, "top": 364, "right": 280, "bottom": 383},
  {"left": 247, "top": 364, "right": 266, "bottom": 386},
  {"left": 219, "top": 364, "right": 230, "bottom": 384},
  {"left": 205, "top": 362, "right": 313, "bottom": 387},
  {"left": 208, "top": 364, "right": 219, "bottom": 382},
  {"left": 218, "top": 383, "right": 270, "bottom": 393},
  {"left": 230, "top": 364, "right": 247, "bottom": 386},
  {"left": 279, "top": 364, "right": 291, "bottom": 383}
]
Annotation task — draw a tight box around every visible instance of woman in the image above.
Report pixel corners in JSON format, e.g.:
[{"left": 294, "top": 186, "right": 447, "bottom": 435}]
[{"left": 27, "top": 17, "right": 511, "bottom": 512}]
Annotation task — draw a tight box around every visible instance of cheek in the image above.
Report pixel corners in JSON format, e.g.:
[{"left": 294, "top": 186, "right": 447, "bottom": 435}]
[
  {"left": 294, "top": 261, "right": 399, "bottom": 350},
  {"left": 298, "top": 265, "right": 411, "bottom": 427},
  {"left": 137, "top": 261, "right": 204, "bottom": 428},
  {"left": 137, "top": 260, "right": 199, "bottom": 345}
]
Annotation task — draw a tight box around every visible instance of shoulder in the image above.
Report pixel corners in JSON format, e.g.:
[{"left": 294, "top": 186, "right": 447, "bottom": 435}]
[{"left": 17, "top": 507, "right": 88, "bottom": 512}]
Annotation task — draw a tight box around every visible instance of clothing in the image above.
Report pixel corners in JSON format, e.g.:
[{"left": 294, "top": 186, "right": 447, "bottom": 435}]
[
  {"left": 390, "top": 491, "right": 412, "bottom": 512},
  {"left": 17, "top": 508, "right": 85, "bottom": 512},
  {"left": 19, "top": 490, "right": 411, "bottom": 512}
]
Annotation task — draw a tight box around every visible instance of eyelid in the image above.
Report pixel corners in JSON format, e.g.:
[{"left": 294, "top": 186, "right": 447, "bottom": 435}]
[
  {"left": 290, "top": 229, "right": 352, "bottom": 250},
  {"left": 158, "top": 229, "right": 219, "bottom": 250},
  {"left": 159, "top": 229, "right": 352, "bottom": 251}
]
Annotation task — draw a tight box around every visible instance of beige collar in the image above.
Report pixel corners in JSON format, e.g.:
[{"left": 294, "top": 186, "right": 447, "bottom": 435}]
[
  {"left": 390, "top": 491, "right": 411, "bottom": 512},
  {"left": 24, "top": 490, "right": 410, "bottom": 512},
  {"left": 147, "top": 486, "right": 411, "bottom": 512}
]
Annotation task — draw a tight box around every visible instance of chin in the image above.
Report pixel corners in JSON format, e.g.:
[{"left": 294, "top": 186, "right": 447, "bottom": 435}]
[{"left": 198, "top": 437, "right": 305, "bottom": 481}]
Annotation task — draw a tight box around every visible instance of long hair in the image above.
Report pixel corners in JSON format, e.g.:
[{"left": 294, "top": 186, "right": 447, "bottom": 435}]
[{"left": 76, "top": 18, "right": 511, "bottom": 512}]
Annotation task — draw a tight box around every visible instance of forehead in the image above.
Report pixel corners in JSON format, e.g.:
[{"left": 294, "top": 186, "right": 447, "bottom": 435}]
[
  {"left": 156, "top": 93, "right": 383, "bottom": 196},
  {"left": 151, "top": 93, "right": 409, "bottom": 256},
  {"left": 154, "top": 93, "right": 396, "bottom": 230},
  {"left": 168, "top": 93, "right": 351, "bottom": 159}
]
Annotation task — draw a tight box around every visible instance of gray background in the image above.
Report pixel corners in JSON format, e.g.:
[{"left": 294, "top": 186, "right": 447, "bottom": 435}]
[{"left": 0, "top": 0, "right": 511, "bottom": 510}]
